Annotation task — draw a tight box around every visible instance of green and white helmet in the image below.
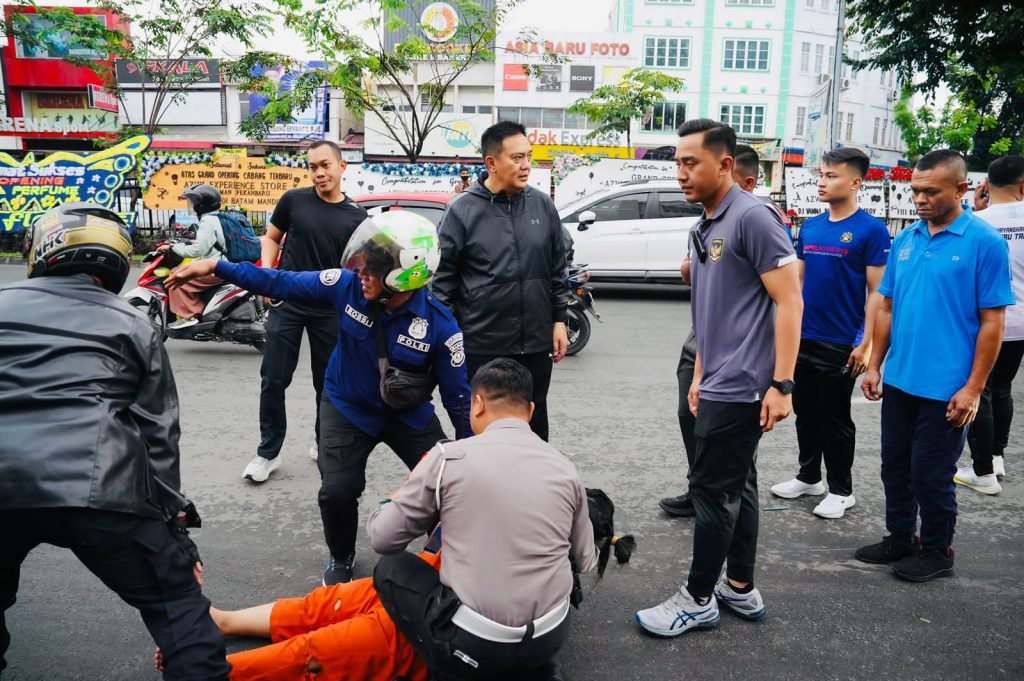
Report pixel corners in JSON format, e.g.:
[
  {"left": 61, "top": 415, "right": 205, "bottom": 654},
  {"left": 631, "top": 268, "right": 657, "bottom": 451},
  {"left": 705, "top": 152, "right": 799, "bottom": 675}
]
[{"left": 341, "top": 209, "right": 440, "bottom": 294}]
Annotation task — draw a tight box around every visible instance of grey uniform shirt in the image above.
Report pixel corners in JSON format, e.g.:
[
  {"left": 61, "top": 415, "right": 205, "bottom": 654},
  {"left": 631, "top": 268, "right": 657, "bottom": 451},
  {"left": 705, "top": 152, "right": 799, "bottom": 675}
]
[
  {"left": 690, "top": 184, "right": 796, "bottom": 402},
  {"left": 367, "top": 418, "right": 597, "bottom": 626}
]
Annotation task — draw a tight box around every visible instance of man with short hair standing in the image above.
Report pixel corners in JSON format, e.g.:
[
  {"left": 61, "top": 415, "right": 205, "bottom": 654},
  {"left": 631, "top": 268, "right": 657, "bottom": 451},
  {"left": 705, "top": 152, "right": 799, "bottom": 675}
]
[
  {"left": 857, "top": 149, "right": 1013, "bottom": 581},
  {"left": 956, "top": 155, "right": 1024, "bottom": 494},
  {"left": 637, "top": 120, "right": 802, "bottom": 637},
  {"left": 244, "top": 140, "right": 368, "bottom": 483},
  {"left": 770, "top": 147, "right": 890, "bottom": 519},
  {"left": 434, "top": 121, "right": 570, "bottom": 441}
]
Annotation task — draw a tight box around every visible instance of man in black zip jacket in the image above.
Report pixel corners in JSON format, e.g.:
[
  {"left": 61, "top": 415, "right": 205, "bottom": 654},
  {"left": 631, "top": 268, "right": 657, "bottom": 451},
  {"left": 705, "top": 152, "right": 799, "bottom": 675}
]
[{"left": 434, "top": 120, "right": 570, "bottom": 441}]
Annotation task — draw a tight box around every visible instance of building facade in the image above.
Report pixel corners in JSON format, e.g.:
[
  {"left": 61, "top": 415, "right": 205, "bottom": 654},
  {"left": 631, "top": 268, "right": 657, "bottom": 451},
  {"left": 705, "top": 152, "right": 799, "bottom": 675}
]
[{"left": 608, "top": 0, "right": 907, "bottom": 169}]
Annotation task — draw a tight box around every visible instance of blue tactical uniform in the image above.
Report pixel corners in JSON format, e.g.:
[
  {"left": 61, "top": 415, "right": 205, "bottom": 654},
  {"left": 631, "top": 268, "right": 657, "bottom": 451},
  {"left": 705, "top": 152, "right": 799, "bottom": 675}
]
[
  {"left": 215, "top": 261, "right": 471, "bottom": 438},
  {"left": 214, "top": 260, "right": 472, "bottom": 575}
]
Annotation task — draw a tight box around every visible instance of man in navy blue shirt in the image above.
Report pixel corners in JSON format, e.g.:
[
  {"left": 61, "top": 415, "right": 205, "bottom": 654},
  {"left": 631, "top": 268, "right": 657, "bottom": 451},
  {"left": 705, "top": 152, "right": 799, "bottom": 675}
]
[
  {"left": 168, "top": 212, "right": 471, "bottom": 586},
  {"left": 857, "top": 149, "right": 1014, "bottom": 582},
  {"left": 770, "top": 148, "right": 890, "bottom": 519}
]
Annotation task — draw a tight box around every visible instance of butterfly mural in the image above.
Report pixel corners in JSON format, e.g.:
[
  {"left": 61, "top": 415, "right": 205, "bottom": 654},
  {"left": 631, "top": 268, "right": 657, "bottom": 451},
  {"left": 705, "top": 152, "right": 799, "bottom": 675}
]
[{"left": 0, "top": 135, "right": 150, "bottom": 233}]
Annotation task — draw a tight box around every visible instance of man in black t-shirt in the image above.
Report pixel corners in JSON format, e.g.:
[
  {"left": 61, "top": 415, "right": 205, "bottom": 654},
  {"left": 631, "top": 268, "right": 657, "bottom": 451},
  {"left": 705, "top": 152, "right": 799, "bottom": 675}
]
[{"left": 242, "top": 140, "right": 368, "bottom": 483}]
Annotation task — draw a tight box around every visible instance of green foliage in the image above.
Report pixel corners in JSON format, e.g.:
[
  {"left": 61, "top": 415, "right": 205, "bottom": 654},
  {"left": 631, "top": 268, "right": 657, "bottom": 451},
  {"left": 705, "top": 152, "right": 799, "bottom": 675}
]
[
  {"left": 848, "top": 0, "right": 1023, "bottom": 168},
  {"left": 566, "top": 68, "right": 683, "bottom": 153},
  {"left": 893, "top": 88, "right": 998, "bottom": 162},
  {"left": 230, "top": 0, "right": 553, "bottom": 162},
  {"left": 7, "top": 0, "right": 273, "bottom": 135}
]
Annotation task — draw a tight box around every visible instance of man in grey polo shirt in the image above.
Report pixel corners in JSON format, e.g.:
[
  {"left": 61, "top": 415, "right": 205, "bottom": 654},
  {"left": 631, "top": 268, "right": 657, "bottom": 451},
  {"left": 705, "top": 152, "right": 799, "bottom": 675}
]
[{"left": 637, "top": 119, "right": 803, "bottom": 638}]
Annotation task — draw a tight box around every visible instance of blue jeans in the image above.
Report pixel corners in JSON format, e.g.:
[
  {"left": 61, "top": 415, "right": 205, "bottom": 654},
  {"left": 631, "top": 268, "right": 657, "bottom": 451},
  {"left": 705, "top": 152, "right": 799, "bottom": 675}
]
[{"left": 880, "top": 384, "right": 967, "bottom": 551}]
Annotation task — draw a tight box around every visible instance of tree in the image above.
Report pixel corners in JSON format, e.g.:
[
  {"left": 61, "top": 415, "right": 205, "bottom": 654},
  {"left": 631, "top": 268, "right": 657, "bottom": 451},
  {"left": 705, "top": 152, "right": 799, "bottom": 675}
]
[
  {"left": 8, "top": 0, "right": 273, "bottom": 138},
  {"left": 848, "top": 0, "right": 1024, "bottom": 167},
  {"left": 232, "top": 0, "right": 547, "bottom": 162},
  {"left": 892, "top": 88, "right": 998, "bottom": 163},
  {"left": 566, "top": 68, "right": 683, "bottom": 155}
]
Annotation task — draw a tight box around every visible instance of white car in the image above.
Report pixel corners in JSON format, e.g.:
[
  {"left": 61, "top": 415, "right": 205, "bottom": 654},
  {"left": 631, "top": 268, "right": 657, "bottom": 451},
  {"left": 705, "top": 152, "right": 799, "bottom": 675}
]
[{"left": 558, "top": 180, "right": 702, "bottom": 282}]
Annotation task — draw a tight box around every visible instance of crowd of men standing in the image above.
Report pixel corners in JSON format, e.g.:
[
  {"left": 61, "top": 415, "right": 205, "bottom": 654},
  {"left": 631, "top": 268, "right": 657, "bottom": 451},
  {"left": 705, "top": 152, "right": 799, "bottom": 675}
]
[{"left": 1, "top": 116, "right": 1022, "bottom": 680}]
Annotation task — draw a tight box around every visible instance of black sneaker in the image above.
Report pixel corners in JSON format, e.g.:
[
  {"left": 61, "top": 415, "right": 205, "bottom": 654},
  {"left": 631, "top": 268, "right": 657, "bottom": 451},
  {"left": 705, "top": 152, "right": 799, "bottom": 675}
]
[
  {"left": 659, "top": 493, "right": 696, "bottom": 518},
  {"left": 892, "top": 548, "right": 954, "bottom": 582},
  {"left": 323, "top": 552, "right": 355, "bottom": 586},
  {"left": 855, "top": 534, "right": 921, "bottom": 564}
]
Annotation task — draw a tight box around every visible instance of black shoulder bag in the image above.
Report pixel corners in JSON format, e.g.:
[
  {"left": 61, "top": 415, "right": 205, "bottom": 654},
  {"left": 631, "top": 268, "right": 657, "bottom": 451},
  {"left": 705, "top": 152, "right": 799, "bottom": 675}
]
[{"left": 372, "top": 303, "right": 437, "bottom": 410}]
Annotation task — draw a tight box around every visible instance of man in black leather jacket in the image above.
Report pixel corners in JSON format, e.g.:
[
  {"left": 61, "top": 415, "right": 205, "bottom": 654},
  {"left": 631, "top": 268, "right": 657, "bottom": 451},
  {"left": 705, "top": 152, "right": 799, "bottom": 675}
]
[
  {"left": 434, "top": 120, "right": 570, "bottom": 441},
  {"left": 0, "top": 203, "right": 229, "bottom": 680}
]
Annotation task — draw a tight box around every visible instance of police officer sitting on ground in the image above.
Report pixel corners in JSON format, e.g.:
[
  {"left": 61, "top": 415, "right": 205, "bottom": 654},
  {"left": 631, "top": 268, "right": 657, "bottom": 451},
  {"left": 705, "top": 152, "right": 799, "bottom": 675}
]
[
  {"left": 167, "top": 211, "right": 471, "bottom": 586},
  {"left": 368, "top": 358, "right": 598, "bottom": 681},
  {"left": 0, "top": 203, "right": 230, "bottom": 680}
]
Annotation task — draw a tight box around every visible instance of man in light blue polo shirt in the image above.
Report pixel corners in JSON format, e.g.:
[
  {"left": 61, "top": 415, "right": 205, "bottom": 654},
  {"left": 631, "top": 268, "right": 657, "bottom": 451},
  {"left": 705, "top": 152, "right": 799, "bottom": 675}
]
[{"left": 857, "top": 149, "right": 1014, "bottom": 582}]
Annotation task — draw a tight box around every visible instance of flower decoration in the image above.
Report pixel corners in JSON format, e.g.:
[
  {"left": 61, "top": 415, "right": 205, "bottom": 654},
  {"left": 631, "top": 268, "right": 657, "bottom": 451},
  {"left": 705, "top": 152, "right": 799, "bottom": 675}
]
[
  {"left": 889, "top": 166, "right": 913, "bottom": 182},
  {"left": 138, "top": 151, "right": 213, "bottom": 190},
  {"left": 551, "top": 153, "right": 601, "bottom": 184},
  {"left": 362, "top": 162, "right": 468, "bottom": 177},
  {"left": 865, "top": 167, "right": 886, "bottom": 181},
  {"left": 265, "top": 153, "right": 307, "bottom": 168}
]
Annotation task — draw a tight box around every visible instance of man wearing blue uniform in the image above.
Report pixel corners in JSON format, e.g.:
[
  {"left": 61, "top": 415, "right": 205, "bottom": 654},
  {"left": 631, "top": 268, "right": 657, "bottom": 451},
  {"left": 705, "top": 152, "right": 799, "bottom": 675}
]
[
  {"left": 168, "top": 212, "right": 471, "bottom": 586},
  {"left": 771, "top": 148, "right": 891, "bottom": 519},
  {"left": 858, "top": 149, "right": 1014, "bottom": 582}
]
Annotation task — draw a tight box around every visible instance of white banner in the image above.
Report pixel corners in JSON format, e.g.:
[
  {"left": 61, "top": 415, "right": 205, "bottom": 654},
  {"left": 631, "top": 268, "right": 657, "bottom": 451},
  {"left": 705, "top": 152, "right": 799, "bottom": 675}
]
[
  {"left": 342, "top": 165, "right": 551, "bottom": 196},
  {"left": 784, "top": 167, "right": 887, "bottom": 219},
  {"left": 554, "top": 158, "right": 677, "bottom": 206}
]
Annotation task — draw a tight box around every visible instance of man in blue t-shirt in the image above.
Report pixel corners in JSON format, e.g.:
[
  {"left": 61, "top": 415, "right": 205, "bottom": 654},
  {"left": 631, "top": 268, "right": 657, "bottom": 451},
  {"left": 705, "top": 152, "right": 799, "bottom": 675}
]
[
  {"left": 857, "top": 149, "right": 1014, "bottom": 582},
  {"left": 770, "top": 148, "right": 891, "bottom": 519}
]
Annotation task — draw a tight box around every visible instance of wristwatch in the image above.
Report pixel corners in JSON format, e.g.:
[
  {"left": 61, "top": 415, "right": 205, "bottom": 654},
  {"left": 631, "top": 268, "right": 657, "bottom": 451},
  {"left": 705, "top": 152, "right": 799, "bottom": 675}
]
[{"left": 771, "top": 379, "right": 796, "bottom": 395}]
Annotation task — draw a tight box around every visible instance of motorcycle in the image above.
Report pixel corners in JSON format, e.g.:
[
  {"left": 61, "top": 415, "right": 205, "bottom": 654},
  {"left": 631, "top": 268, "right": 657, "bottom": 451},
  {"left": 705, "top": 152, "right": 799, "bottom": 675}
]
[
  {"left": 565, "top": 263, "right": 600, "bottom": 356},
  {"left": 123, "top": 239, "right": 267, "bottom": 351}
]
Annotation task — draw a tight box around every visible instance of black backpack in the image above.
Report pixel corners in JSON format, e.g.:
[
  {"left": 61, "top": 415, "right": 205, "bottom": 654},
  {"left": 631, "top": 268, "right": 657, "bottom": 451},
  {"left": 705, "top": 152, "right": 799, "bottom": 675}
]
[{"left": 216, "top": 211, "right": 261, "bottom": 263}]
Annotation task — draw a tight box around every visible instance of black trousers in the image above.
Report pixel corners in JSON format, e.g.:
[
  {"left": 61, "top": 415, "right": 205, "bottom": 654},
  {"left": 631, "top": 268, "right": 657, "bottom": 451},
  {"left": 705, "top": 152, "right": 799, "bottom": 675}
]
[
  {"left": 676, "top": 328, "right": 698, "bottom": 468},
  {"left": 467, "top": 352, "right": 553, "bottom": 441},
  {"left": 318, "top": 395, "right": 446, "bottom": 560},
  {"left": 0, "top": 509, "right": 229, "bottom": 681},
  {"left": 881, "top": 385, "right": 967, "bottom": 550},
  {"left": 258, "top": 302, "right": 338, "bottom": 460},
  {"left": 968, "top": 339, "right": 1024, "bottom": 475},
  {"left": 792, "top": 339, "right": 857, "bottom": 495},
  {"left": 687, "top": 400, "right": 763, "bottom": 599},
  {"left": 374, "top": 551, "right": 570, "bottom": 681}
]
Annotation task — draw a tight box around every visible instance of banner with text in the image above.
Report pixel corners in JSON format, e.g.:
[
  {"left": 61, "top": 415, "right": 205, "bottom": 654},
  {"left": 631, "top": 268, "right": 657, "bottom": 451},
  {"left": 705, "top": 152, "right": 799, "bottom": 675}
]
[
  {"left": 554, "top": 158, "right": 677, "bottom": 206},
  {"left": 785, "top": 167, "right": 886, "bottom": 219},
  {"left": 142, "top": 157, "right": 312, "bottom": 211}
]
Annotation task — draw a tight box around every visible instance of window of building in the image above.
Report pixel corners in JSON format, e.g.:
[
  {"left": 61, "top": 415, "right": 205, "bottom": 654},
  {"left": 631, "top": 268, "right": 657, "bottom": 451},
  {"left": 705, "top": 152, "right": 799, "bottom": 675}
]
[
  {"left": 642, "top": 102, "right": 687, "bottom": 132},
  {"left": 819, "top": 0, "right": 829, "bottom": 9},
  {"left": 846, "top": 112, "right": 854, "bottom": 141},
  {"left": 477, "top": 105, "right": 492, "bottom": 114},
  {"left": 420, "top": 90, "right": 452, "bottom": 113},
  {"left": 800, "top": 43, "right": 810, "bottom": 73},
  {"left": 725, "top": 0, "right": 774, "bottom": 5},
  {"left": 851, "top": 50, "right": 860, "bottom": 79},
  {"left": 520, "top": 107, "right": 542, "bottom": 128},
  {"left": 542, "top": 108, "right": 564, "bottom": 128},
  {"left": 888, "top": 70, "right": 895, "bottom": 88},
  {"left": 646, "top": 0, "right": 692, "bottom": 4},
  {"left": 720, "top": 104, "right": 766, "bottom": 135},
  {"left": 881, "top": 118, "right": 889, "bottom": 147},
  {"left": 805, "top": 0, "right": 814, "bottom": 7},
  {"left": 795, "top": 106, "right": 807, "bottom": 137},
  {"left": 564, "top": 111, "right": 587, "bottom": 129},
  {"left": 723, "top": 39, "right": 770, "bottom": 71},
  {"left": 873, "top": 117, "right": 880, "bottom": 145},
  {"left": 834, "top": 112, "right": 844, "bottom": 141},
  {"left": 497, "top": 107, "right": 520, "bottom": 122},
  {"left": 644, "top": 36, "right": 691, "bottom": 68},
  {"left": 814, "top": 44, "right": 824, "bottom": 74},
  {"left": 828, "top": 45, "right": 835, "bottom": 72},
  {"left": 239, "top": 92, "right": 250, "bottom": 120}
]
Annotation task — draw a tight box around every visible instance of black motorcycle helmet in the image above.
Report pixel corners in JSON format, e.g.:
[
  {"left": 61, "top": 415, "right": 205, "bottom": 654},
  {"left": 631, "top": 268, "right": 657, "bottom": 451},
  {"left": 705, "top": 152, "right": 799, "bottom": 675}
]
[
  {"left": 26, "top": 202, "right": 132, "bottom": 293},
  {"left": 179, "top": 183, "right": 222, "bottom": 216}
]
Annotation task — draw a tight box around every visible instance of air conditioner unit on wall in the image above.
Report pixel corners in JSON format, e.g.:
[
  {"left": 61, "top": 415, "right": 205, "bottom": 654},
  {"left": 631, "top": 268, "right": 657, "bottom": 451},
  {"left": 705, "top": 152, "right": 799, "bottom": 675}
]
[
  {"left": 887, "top": 89, "right": 900, "bottom": 101},
  {"left": 817, "top": 73, "right": 830, "bottom": 84},
  {"left": 841, "top": 79, "right": 851, "bottom": 90}
]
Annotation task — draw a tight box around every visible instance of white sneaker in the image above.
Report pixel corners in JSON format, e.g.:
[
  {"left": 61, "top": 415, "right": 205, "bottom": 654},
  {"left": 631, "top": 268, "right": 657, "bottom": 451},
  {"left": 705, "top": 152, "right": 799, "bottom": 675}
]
[
  {"left": 812, "top": 493, "right": 856, "bottom": 519},
  {"left": 635, "top": 587, "right": 719, "bottom": 637},
  {"left": 993, "top": 456, "right": 1006, "bottom": 479},
  {"left": 713, "top": 576, "right": 766, "bottom": 621},
  {"left": 167, "top": 316, "right": 199, "bottom": 330},
  {"left": 953, "top": 467, "right": 1001, "bottom": 495},
  {"left": 770, "top": 478, "right": 827, "bottom": 499},
  {"left": 308, "top": 443, "right": 319, "bottom": 462},
  {"left": 242, "top": 455, "right": 281, "bottom": 483}
]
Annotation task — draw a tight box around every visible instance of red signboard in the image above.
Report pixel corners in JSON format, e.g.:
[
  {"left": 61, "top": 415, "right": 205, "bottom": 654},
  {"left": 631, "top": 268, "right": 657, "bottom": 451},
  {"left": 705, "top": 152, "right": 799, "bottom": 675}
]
[
  {"left": 502, "top": 64, "right": 528, "bottom": 91},
  {"left": 88, "top": 84, "right": 119, "bottom": 113}
]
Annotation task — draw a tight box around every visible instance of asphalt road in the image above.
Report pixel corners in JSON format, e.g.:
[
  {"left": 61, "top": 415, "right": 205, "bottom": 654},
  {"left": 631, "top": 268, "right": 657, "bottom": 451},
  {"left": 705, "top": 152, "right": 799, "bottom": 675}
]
[{"left": 3, "top": 267, "right": 1023, "bottom": 680}]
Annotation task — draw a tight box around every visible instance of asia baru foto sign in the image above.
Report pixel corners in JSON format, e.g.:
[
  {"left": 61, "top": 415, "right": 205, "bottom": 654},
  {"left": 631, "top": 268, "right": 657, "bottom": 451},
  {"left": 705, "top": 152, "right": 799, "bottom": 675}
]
[{"left": 0, "top": 136, "right": 149, "bottom": 233}]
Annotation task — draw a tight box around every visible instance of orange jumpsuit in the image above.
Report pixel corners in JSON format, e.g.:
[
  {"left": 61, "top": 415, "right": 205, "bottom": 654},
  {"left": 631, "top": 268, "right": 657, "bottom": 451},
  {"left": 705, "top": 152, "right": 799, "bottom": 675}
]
[{"left": 227, "top": 552, "right": 439, "bottom": 681}]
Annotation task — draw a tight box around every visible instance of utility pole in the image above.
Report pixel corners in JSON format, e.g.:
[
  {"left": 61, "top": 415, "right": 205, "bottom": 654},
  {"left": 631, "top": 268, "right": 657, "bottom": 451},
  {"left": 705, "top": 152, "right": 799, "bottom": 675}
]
[{"left": 827, "top": 0, "right": 846, "bottom": 150}]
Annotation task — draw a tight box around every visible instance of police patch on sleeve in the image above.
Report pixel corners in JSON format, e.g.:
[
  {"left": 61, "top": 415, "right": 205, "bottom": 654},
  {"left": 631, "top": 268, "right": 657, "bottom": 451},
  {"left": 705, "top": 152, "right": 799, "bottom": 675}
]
[
  {"left": 444, "top": 332, "right": 465, "bottom": 368},
  {"left": 320, "top": 268, "right": 342, "bottom": 286}
]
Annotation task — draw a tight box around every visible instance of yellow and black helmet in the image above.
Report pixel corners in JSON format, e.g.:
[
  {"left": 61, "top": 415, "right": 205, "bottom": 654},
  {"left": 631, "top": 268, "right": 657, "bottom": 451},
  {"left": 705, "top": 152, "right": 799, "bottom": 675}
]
[{"left": 26, "top": 202, "right": 132, "bottom": 293}]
